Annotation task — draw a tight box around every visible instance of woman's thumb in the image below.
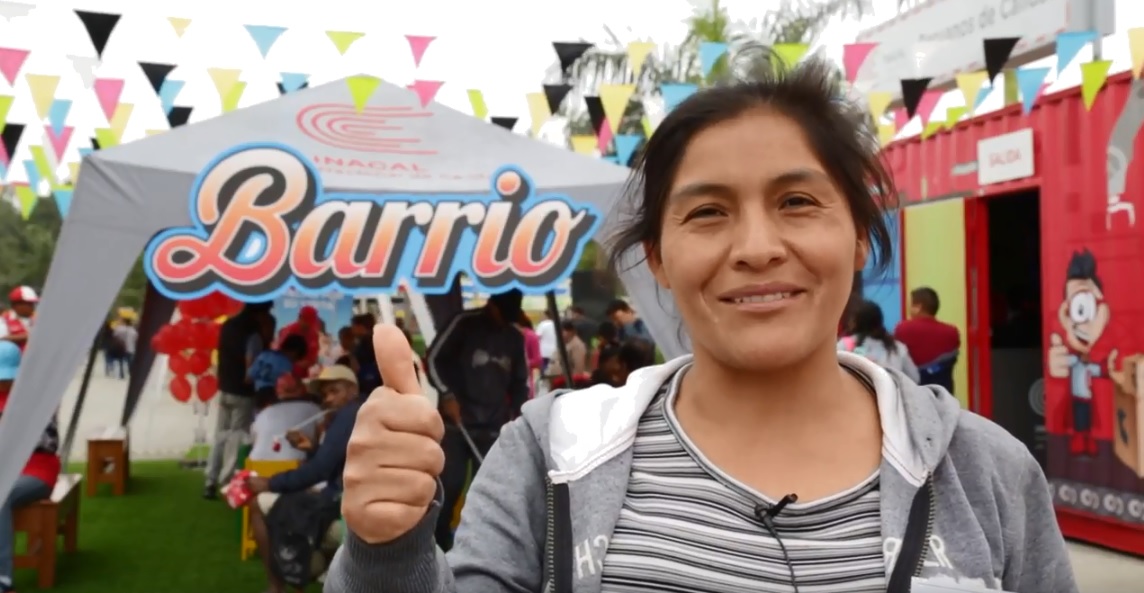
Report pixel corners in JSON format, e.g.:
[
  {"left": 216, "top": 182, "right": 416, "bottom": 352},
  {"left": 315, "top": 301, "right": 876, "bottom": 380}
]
[{"left": 373, "top": 324, "right": 420, "bottom": 394}]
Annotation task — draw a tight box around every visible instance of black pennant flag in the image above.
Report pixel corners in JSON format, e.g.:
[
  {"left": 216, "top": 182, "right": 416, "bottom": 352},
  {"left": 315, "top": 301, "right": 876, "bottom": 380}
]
[
  {"left": 584, "top": 96, "right": 606, "bottom": 134},
  {"left": 983, "top": 37, "right": 1021, "bottom": 83},
  {"left": 490, "top": 116, "right": 518, "bottom": 131},
  {"left": 543, "top": 84, "right": 572, "bottom": 114},
  {"left": 900, "top": 78, "right": 932, "bottom": 119},
  {"left": 89, "top": 136, "right": 100, "bottom": 151},
  {"left": 167, "top": 106, "right": 193, "bottom": 128},
  {"left": 2, "top": 124, "right": 24, "bottom": 160},
  {"left": 552, "top": 42, "right": 593, "bottom": 75},
  {"left": 277, "top": 81, "right": 309, "bottom": 95},
  {"left": 138, "top": 62, "right": 176, "bottom": 94},
  {"left": 75, "top": 10, "right": 121, "bottom": 59}
]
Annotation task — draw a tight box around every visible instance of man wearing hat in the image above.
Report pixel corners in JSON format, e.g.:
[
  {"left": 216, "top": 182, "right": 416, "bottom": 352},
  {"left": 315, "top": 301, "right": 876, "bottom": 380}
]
[{"left": 0, "top": 286, "right": 37, "bottom": 350}]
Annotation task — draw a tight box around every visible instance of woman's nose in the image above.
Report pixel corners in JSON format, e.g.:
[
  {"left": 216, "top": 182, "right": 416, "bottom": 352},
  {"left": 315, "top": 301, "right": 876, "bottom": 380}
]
[{"left": 728, "top": 210, "right": 787, "bottom": 268}]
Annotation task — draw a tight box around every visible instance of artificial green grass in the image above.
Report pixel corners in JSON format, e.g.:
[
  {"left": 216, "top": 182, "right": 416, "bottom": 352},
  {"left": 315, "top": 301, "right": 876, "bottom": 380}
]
[{"left": 14, "top": 461, "right": 313, "bottom": 593}]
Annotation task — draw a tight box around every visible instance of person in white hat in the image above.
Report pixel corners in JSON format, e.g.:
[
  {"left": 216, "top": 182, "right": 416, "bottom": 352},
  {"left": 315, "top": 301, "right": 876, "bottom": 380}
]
[{"left": 0, "top": 287, "right": 37, "bottom": 351}]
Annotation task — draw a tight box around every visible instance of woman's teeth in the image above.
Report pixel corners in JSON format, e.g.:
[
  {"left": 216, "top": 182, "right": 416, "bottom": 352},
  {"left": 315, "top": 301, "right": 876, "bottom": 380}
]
[{"left": 733, "top": 292, "right": 794, "bottom": 304}]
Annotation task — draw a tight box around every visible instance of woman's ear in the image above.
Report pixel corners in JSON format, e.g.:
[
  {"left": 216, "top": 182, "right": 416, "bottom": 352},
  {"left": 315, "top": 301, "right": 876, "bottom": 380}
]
[
  {"left": 644, "top": 242, "right": 671, "bottom": 289},
  {"left": 854, "top": 238, "right": 869, "bottom": 272}
]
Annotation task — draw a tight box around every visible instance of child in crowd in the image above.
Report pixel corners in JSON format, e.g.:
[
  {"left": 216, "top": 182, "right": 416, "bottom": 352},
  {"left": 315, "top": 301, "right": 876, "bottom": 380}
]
[{"left": 248, "top": 334, "right": 309, "bottom": 410}]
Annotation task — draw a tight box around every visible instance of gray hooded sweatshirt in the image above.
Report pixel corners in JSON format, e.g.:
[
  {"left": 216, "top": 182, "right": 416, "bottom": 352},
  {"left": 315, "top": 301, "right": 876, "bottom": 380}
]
[{"left": 326, "top": 353, "right": 1076, "bottom": 593}]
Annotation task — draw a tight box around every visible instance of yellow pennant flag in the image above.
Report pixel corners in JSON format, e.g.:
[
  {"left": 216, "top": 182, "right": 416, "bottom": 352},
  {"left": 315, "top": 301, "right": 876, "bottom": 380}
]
[
  {"left": 222, "top": 81, "right": 246, "bottom": 113},
  {"left": 955, "top": 71, "right": 988, "bottom": 113},
  {"left": 1080, "top": 60, "right": 1113, "bottom": 110},
  {"left": 570, "top": 135, "right": 596, "bottom": 156},
  {"left": 68, "top": 161, "right": 80, "bottom": 183},
  {"left": 877, "top": 123, "right": 896, "bottom": 146},
  {"left": 599, "top": 84, "right": 636, "bottom": 135},
  {"left": 1129, "top": 28, "right": 1144, "bottom": 79},
  {"left": 168, "top": 17, "right": 191, "bottom": 38},
  {"left": 15, "top": 184, "right": 37, "bottom": 220},
  {"left": 0, "top": 95, "right": 12, "bottom": 132},
  {"left": 145, "top": 129, "right": 165, "bottom": 136},
  {"left": 944, "top": 106, "right": 967, "bottom": 128},
  {"left": 345, "top": 75, "right": 381, "bottom": 113},
  {"left": 94, "top": 127, "right": 118, "bottom": 149},
  {"left": 526, "top": 92, "right": 550, "bottom": 136},
  {"left": 25, "top": 74, "right": 59, "bottom": 119},
  {"left": 207, "top": 68, "right": 242, "bottom": 103},
  {"left": 640, "top": 116, "right": 653, "bottom": 138},
  {"left": 28, "top": 146, "right": 56, "bottom": 188},
  {"left": 627, "top": 42, "right": 656, "bottom": 75},
  {"left": 327, "top": 31, "right": 365, "bottom": 55},
  {"left": 772, "top": 43, "right": 809, "bottom": 71},
  {"left": 467, "top": 90, "right": 489, "bottom": 119},
  {"left": 867, "top": 91, "right": 893, "bottom": 122},
  {"left": 110, "top": 103, "right": 133, "bottom": 141},
  {"left": 920, "top": 121, "right": 943, "bottom": 140}
]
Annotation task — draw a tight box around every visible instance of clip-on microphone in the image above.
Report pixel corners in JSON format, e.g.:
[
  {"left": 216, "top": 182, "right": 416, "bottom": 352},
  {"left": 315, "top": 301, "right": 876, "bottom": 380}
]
[{"left": 754, "top": 493, "right": 798, "bottom": 531}]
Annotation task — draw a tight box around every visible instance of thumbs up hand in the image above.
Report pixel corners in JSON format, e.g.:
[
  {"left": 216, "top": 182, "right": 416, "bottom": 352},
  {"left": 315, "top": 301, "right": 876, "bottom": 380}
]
[
  {"left": 1047, "top": 332, "right": 1071, "bottom": 379},
  {"left": 342, "top": 324, "right": 445, "bottom": 545}
]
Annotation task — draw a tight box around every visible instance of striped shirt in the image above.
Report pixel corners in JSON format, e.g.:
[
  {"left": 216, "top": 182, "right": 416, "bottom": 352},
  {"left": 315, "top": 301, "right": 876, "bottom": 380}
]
[{"left": 600, "top": 369, "right": 886, "bottom": 592}]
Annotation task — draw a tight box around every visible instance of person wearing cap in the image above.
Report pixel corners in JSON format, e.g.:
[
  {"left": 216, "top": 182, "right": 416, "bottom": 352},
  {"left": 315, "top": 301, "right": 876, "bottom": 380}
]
[
  {"left": 0, "top": 341, "right": 60, "bottom": 593},
  {"left": 244, "top": 364, "right": 361, "bottom": 593},
  {"left": 276, "top": 305, "right": 321, "bottom": 379},
  {"left": 0, "top": 286, "right": 38, "bottom": 350}
]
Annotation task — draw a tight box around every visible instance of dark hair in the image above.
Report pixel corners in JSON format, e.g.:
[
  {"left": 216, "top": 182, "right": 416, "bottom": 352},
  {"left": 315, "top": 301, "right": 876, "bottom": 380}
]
[
  {"left": 607, "top": 53, "right": 895, "bottom": 279},
  {"left": 910, "top": 287, "right": 940, "bottom": 316},
  {"left": 570, "top": 305, "right": 585, "bottom": 315},
  {"left": 604, "top": 299, "right": 632, "bottom": 316},
  {"left": 338, "top": 326, "right": 355, "bottom": 340},
  {"left": 850, "top": 300, "right": 895, "bottom": 352},
  {"left": 560, "top": 320, "right": 576, "bottom": 332},
  {"left": 280, "top": 334, "right": 309, "bottom": 358},
  {"left": 596, "top": 321, "right": 618, "bottom": 342},
  {"left": 351, "top": 313, "right": 375, "bottom": 328},
  {"left": 518, "top": 311, "right": 534, "bottom": 329},
  {"left": 1065, "top": 249, "right": 1101, "bottom": 292},
  {"left": 488, "top": 289, "right": 524, "bottom": 321},
  {"left": 618, "top": 339, "right": 655, "bottom": 371}
]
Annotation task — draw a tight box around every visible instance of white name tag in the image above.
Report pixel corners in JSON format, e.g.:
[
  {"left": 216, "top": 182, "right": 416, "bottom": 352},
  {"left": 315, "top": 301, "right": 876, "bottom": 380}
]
[{"left": 911, "top": 578, "right": 1012, "bottom": 593}]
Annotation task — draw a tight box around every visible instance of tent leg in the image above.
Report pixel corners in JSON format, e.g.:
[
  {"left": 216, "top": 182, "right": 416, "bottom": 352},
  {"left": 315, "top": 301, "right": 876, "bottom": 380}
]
[
  {"left": 546, "top": 292, "right": 575, "bottom": 390},
  {"left": 404, "top": 286, "right": 439, "bottom": 344},
  {"left": 60, "top": 335, "right": 100, "bottom": 468}
]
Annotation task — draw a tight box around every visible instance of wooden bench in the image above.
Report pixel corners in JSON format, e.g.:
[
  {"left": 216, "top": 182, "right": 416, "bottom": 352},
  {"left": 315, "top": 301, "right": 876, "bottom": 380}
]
[
  {"left": 13, "top": 473, "right": 82, "bottom": 589},
  {"left": 86, "top": 426, "right": 129, "bottom": 496}
]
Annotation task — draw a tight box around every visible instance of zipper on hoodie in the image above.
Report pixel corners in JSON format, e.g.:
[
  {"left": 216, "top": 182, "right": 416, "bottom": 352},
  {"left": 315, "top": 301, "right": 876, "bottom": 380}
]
[
  {"left": 545, "top": 475, "right": 574, "bottom": 593},
  {"left": 886, "top": 474, "right": 934, "bottom": 593}
]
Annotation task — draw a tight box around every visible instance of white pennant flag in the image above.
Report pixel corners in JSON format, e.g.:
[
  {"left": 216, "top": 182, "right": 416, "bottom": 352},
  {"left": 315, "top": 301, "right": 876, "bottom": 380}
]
[{"left": 67, "top": 54, "right": 100, "bottom": 89}]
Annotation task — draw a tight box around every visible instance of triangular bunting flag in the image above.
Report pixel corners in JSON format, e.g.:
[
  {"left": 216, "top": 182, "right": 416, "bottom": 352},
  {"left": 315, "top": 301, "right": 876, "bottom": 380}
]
[
  {"left": 542, "top": 84, "right": 572, "bottom": 114},
  {"left": 1080, "top": 60, "right": 1113, "bottom": 110},
  {"left": 74, "top": 10, "right": 120, "bottom": 58},
  {"left": 602, "top": 155, "right": 619, "bottom": 165},
  {"left": 109, "top": 103, "right": 133, "bottom": 140},
  {"left": 23, "top": 159, "right": 40, "bottom": 192},
  {"left": 67, "top": 161, "right": 79, "bottom": 183},
  {"left": 596, "top": 123, "right": 613, "bottom": 154},
  {"left": 699, "top": 42, "right": 729, "bottom": 78},
  {"left": 405, "top": 35, "right": 435, "bottom": 67},
  {"left": 0, "top": 95, "right": 11, "bottom": 129},
  {"left": 66, "top": 54, "right": 98, "bottom": 89},
  {"left": 89, "top": 137, "right": 101, "bottom": 151},
  {"left": 346, "top": 75, "right": 381, "bottom": 112},
  {"left": 569, "top": 135, "right": 596, "bottom": 155},
  {"left": 1, "top": 123, "right": 25, "bottom": 163},
  {"left": 0, "top": 2, "right": 34, "bottom": 21},
  {"left": 326, "top": 31, "right": 365, "bottom": 55},
  {"left": 983, "top": 38, "right": 1021, "bottom": 83},
  {"left": 490, "top": 116, "right": 517, "bottom": 131},
  {"left": 917, "top": 90, "right": 943, "bottom": 125},
  {"left": 407, "top": 80, "right": 443, "bottom": 107},
  {"left": 78, "top": 147, "right": 93, "bottom": 159},
  {"left": 975, "top": 84, "right": 994, "bottom": 111},
  {"left": 244, "top": 25, "right": 287, "bottom": 59},
  {"left": 626, "top": 41, "right": 656, "bottom": 75},
  {"left": 640, "top": 116, "right": 653, "bottom": 138},
  {"left": 660, "top": 83, "right": 697, "bottom": 112},
  {"left": 552, "top": 42, "right": 593, "bottom": 74},
  {"left": 842, "top": 42, "right": 877, "bottom": 83},
  {"left": 1056, "top": 31, "right": 1097, "bottom": 74},
  {"left": 1129, "top": 28, "right": 1144, "bottom": 79},
  {"left": 207, "top": 68, "right": 242, "bottom": 104},
  {"left": 526, "top": 92, "right": 551, "bottom": 136},
  {"left": 0, "top": 47, "right": 29, "bottom": 85},
  {"left": 900, "top": 78, "right": 932, "bottom": 119},
  {"left": 92, "top": 128, "right": 116, "bottom": 149},
  {"left": 772, "top": 43, "right": 809, "bottom": 70},
  {"left": 467, "top": 90, "right": 488, "bottom": 119},
  {"left": 46, "top": 101, "right": 69, "bottom": 136},
  {"left": 93, "top": 78, "right": 124, "bottom": 121},
  {"left": 25, "top": 74, "right": 59, "bottom": 120},
  {"left": 145, "top": 129, "right": 165, "bottom": 136},
  {"left": 167, "top": 106, "right": 192, "bottom": 128},
  {"left": 599, "top": 84, "right": 636, "bottom": 135},
  {"left": 138, "top": 62, "right": 176, "bottom": 94},
  {"left": 944, "top": 106, "right": 967, "bottom": 128},
  {"left": 877, "top": 123, "right": 896, "bottom": 146},
  {"left": 221, "top": 83, "right": 246, "bottom": 113},
  {"left": 1015, "top": 66, "right": 1051, "bottom": 114},
  {"left": 167, "top": 17, "right": 191, "bottom": 38},
  {"left": 159, "top": 79, "right": 184, "bottom": 113},
  {"left": 278, "top": 72, "right": 309, "bottom": 94},
  {"left": 53, "top": 188, "right": 73, "bottom": 216},
  {"left": 584, "top": 96, "right": 606, "bottom": 134},
  {"left": 867, "top": 91, "right": 893, "bottom": 121},
  {"left": 28, "top": 146, "right": 55, "bottom": 188},
  {"left": 920, "top": 121, "right": 943, "bottom": 140},
  {"left": 15, "top": 184, "right": 36, "bottom": 219},
  {"left": 45, "top": 124, "right": 73, "bottom": 161},
  {"left": 614, "top": 134, "right": 642, "bottom": 166},
  {"left": 955, "top": 71, "right": 988, "bottom": 113}
]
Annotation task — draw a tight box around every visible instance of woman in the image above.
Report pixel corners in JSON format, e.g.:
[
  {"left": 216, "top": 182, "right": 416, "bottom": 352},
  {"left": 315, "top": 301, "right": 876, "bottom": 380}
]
[
  {"left": 516, "top": 312, "right": 543, "bottom": 398},
  {"left": 332, "top": 56, "right": 1075, "bottom": 593},
  {"left": 840, "top": 299, "right": 921, "bottom": 382}
]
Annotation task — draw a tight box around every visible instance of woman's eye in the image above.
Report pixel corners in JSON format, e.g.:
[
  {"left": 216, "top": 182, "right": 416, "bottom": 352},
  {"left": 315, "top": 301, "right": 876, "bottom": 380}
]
[
  {"left": 780, "top": 194, "right": 815, "bottom": 208},
  {"left": 685, "top": 206, "right": 723, "bottom": 220}
]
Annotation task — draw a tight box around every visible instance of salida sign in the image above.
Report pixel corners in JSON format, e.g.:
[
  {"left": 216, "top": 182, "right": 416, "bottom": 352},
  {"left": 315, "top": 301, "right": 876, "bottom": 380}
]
[{"left": 144, "top": 143, "right": 602, "bottom": 301}]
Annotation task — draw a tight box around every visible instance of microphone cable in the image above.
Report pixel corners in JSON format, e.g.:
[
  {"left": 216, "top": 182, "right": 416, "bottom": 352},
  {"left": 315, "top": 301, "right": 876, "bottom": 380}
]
[{"left": 754, "top": 493, "right": 801, "bottom": 593}]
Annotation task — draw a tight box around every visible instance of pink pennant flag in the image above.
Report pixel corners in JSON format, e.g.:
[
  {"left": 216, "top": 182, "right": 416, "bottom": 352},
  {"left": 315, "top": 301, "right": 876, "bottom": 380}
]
[
  {"left": 46, "top": 125, "right": 74, "bottom": 161},
  {"left": 0, "top": 138, "right": 8, "bottom": 166},
  {"left": 917, "top": 90, "right": 943, "bottom": 124},
  {"left": 93, "top": 78, "right": 124, "bottom": 121},
  {"left": 842, "top": 43, "right": 877, "bottom": 83},
  {"left": 597, "top": 121, "right": 613, "bottom": 153},
  {"left": 0, "top": 47, "right": 29, "bottom": 85},
  {"left": 407, "top": 79, "right": 443, "bottom": 107},
  {"left": 405, "top": 35, "right": 436, "bottom": 68},
  {"left": 893, "top": 107, "right": 908, "bottom": 131}
]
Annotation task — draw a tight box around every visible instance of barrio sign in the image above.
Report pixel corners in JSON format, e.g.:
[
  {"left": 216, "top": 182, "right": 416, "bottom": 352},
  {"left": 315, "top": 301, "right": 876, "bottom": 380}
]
[
  {"left": 144, "top": 143, "right": 602, "bottom": 301},
  {"left": 854, "top": 0, "right": 1113, "bottom": 98}
]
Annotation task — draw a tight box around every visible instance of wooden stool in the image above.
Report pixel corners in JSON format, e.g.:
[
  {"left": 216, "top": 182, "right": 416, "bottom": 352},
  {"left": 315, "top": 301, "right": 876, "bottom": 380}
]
[
  {"left": 13, "top": 473, "right": 82, "bottom": 589},
  {"left": 85, "top": 426, "right": 128, "bottom": 496}
]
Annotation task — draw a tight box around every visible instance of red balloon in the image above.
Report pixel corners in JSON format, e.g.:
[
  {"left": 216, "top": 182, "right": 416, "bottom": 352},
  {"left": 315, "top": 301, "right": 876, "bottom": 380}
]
[
  {"left": 170, "top": 375, "right": 192, "bottom": 402},
  {"left": 177, "top": 298, "right": 207, "bottom": 320},
  {"left": 187, "top": 349, "right": 212, "bottom": 375},
  {"left": 169, "top": 318, "right": 194, "bottom": 351},
  {"left": 151, "top": 326, "right": 176, "bottom": 355},
  {"left": 196, "top": 374, "right": 219, "bottom": 402},
  {"left": 168, "top": 353, "right": 191, "bottom": 376},
  {"left": 190, "top": 321, "right": 216, "bottom": 350},
  {"left": 219, "top": 295, "right": 243, "bottom": 317}
]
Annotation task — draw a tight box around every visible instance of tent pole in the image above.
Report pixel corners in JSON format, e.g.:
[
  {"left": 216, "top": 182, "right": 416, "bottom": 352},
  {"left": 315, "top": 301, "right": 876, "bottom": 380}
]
[
  {"left": 60, "top": 334, "right": 100, "bottom": 468},
  {"left": 545, "top": 291, "right": 575, "bottom": 389}
]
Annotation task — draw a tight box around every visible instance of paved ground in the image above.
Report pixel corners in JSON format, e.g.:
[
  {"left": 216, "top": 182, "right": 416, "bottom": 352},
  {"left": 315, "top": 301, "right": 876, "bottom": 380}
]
[{"left": 52, "top": 361, "right": 1144, "bottom": 591}]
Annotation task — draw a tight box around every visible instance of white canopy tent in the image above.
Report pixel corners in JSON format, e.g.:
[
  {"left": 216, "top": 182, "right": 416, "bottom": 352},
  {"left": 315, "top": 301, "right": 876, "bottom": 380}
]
[{"left": 0, "top": 77, "right": 691, "bottom": 498}]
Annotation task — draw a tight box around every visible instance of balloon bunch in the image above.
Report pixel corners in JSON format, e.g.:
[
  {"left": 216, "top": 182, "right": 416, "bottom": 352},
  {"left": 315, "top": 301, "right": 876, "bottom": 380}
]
[{"left": 152, "top": 292, "right": 243, "bottom": 403}]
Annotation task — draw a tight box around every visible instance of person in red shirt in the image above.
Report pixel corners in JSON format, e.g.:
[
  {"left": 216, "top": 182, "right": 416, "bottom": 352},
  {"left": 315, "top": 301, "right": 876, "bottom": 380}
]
[
  {"left": 894, "top": 287, "right": 961, "bottom": 393},
  {"left": 276, "top": 306, "right": 321, "bottom": 379},
  {"left": 0, "top": 340, "right": 59, "bottom": 593},
  {"left": 0, "top": 287, "right": 37, "bottom": 351}
]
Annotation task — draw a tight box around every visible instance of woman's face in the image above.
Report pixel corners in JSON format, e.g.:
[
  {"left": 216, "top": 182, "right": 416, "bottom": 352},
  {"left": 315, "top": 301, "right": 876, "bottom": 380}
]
[{"left": 647, "top": 109, "right": 866, "bottom": 371}]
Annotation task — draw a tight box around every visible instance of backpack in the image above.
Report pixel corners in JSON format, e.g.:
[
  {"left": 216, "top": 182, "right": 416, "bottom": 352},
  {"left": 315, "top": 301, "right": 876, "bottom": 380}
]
[{"left": 265, "top": 490, "right": 341, "bottom": 588}]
